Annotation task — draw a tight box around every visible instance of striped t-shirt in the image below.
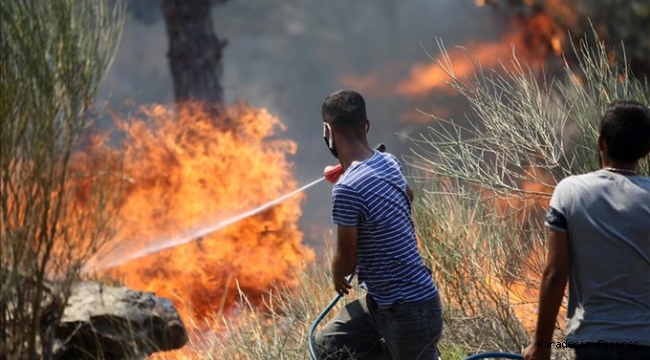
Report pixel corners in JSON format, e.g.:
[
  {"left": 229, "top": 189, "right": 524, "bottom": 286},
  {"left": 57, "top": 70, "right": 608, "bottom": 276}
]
[{"left": 331, "top": 150, "right": 438, "bottom": 308}]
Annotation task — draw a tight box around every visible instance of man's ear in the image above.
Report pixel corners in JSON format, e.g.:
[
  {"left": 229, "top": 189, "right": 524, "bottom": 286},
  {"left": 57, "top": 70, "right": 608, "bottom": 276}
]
[
  {"left": 597, "top": 135, "right": 606, "bottom": 152},
  {"left": 365, "top": 119, "right": 370, "bottom": 133}
]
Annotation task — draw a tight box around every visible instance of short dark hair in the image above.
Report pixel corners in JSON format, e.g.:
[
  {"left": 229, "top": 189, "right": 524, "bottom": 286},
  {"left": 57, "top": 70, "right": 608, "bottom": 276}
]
[
  {"left": 600, "top": 100, "right": 650, "bottom": 163},
  {"left": 321, "top": 90, "right": 367, "bottom": 134}
]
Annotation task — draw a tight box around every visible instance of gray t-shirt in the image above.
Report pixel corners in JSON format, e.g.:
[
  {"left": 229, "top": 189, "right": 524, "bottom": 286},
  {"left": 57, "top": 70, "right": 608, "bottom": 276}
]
[{"left": 547, "top": 170, "right": 650, "bottom": 346}]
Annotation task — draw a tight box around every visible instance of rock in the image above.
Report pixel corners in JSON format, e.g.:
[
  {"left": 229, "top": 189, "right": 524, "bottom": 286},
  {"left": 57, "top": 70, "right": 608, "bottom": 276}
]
[{"left": 52, "top": 282, "right": 188, "bottom": 360}]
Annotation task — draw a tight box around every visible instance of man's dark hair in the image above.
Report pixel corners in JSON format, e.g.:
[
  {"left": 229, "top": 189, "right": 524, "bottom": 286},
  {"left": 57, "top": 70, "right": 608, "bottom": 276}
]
[
  {"left": 600, "top": 100, "right": 650, "bottom": 163},
  {"left": 322, "top": 90, "right": 367, "bottom": 135}
]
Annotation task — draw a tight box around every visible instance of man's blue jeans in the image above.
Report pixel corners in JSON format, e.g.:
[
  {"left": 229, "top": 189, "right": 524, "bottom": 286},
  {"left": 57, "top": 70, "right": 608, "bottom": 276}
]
[{"left": 313, "top": 293, "right": 443, "bottom": 360}]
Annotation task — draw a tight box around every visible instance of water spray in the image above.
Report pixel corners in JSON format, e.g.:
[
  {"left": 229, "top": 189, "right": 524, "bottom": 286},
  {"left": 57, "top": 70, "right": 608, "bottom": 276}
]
[
  {"left": 87, "top": 143, "right": 390, "bottom": 271},
  {"left": 87, "top": 176, "right": 326, "bottom": 271}
]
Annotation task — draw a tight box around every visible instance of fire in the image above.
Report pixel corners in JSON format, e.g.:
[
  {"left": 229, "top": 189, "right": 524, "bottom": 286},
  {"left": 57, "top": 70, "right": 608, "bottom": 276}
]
[
  {"left": 3, "top": 131, "right": 123, "bottom": 277},
  {"left": 397, "top": 40, "right": 513, "bottom": 98},
  {"left": 87, "top": 102, "right": 314, "bottom": 324},
  {"left": 398, "top": 0, "right": 576, "bottom": 99},
  {"left": 486, "top": 166, "right": 559, "bottom": 332},
  {"left": 396, "top": 30, "right": 560, "bottom": 98},
  {"left": 340, "top": 62, "right": 406, "bottom": 99}
]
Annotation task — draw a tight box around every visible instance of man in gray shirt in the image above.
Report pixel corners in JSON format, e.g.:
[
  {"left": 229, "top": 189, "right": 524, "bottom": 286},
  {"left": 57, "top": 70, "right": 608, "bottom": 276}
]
[{"left": 524, "top": 100, "right": 650, "bottom": 360}]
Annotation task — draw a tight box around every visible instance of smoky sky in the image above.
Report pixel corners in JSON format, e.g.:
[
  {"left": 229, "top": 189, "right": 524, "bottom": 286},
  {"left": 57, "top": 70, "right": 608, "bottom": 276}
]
[{"left": 97, "top": 0, "right": 511, "bottom": 253}]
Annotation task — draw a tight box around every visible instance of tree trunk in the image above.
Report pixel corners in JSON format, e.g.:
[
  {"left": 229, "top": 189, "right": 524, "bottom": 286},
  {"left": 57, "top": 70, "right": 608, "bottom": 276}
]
[{"left": 161, "top": 0, "right": 227, "bottom": 109}]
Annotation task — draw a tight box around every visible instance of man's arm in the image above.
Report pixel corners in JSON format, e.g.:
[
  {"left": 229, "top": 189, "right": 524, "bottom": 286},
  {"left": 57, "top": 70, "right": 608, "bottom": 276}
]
[
  {"left": 535, "top": 228, "right": 569, "bottom": 342},
  {"left": 524, "top": 228, "right": 569, "bottom": 360},
  {"left": 332, "top": 225, "right": 358, "bottom": 296}
]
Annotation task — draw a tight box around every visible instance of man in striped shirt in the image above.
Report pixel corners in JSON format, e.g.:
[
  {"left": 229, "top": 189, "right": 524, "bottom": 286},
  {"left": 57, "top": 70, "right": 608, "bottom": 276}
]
[{"left": 314, "top": 90, "right": 442, "bottom": 360}]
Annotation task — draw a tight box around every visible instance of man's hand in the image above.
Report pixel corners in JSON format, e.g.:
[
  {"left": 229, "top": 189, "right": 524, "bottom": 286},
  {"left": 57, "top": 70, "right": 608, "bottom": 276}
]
[
  {"left": 523, "top": 343, "right": 550, "bottom": 360},
  {"left": 332, "top": 273, "right": 352, "bottom": 296}
]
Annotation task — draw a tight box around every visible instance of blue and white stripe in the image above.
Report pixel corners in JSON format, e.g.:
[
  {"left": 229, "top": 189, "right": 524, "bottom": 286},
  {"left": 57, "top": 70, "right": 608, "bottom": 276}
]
[{"left": 332, "top": 151, "right": 438, "bottom": 308}]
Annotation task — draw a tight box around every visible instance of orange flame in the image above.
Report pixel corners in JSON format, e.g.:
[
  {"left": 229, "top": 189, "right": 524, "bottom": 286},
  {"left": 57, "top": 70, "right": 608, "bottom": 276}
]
[
  {"left": 340, "top": 62, "right": 406, "bottom": 99},
  {"left": 4, "top": 130, "right": 123, "bottom": 277},
  {"left": 398, "top": 0, "right": 575, "bottom": 99},
  {"left": 486, "top": 166, "right": 558, "bottom": 332},
  {"left": 397, "top": 40, "right": 514, "bottom": 98},
  {"left": 86, "top": 102, "right": 314, "bottom": 325}
]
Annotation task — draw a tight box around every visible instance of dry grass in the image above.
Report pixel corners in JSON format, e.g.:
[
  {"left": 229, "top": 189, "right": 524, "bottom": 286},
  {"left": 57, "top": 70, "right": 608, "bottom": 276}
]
[
  {"left": 150, "top": 255, "right": 476, "bottom": 360},
  {"left": 404, "top": 25, "right": 647, "bottom": 360},
  {"left": 149, "top": 257, "right": 363, "bottom": 360}
]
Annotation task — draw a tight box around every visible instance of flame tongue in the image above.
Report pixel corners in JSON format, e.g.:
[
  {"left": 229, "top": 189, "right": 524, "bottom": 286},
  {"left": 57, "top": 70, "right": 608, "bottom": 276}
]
[
  {"left": 94, "top": 102, "right": 314, "bottom": 323},
  {"left": 396, "top": 0, "right": 576, "bottom": 99}
]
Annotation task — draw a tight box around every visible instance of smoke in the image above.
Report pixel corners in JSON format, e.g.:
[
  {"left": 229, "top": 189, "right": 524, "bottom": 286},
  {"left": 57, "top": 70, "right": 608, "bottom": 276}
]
[{"left": 96, "top": 0, "right": 511, "bottom": 252}]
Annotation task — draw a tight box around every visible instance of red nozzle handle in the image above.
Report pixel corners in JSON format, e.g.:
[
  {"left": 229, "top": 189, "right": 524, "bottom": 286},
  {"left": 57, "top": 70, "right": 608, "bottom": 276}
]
[
  {"left": 324, "top": 164, "right": 343, "bottom": 183},
  {"left": 324, "top": 143, "right": 386, "bottom": 183}
]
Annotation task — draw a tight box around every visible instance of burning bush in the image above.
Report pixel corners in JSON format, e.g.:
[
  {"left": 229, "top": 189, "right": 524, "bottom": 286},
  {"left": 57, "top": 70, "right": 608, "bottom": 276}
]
[
  {"left": 1, "top": 1, "right": 124, "bottom": 359},
  {"left": 86, "top": 101, "right": 315, "bottom": 324}
]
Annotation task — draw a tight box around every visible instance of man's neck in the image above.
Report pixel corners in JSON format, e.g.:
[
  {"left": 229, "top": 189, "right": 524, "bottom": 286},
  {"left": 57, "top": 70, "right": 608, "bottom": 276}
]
[
  {"left": 601, "top": 159, "right": 638, "bottom": 173},
  {"left": 339, "top": 142, "right": 374, "bottom": 170}
]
